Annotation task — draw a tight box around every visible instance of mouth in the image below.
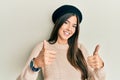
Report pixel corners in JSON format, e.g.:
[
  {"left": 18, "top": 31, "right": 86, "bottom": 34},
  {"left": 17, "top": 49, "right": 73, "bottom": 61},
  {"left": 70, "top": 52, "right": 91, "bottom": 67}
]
[{"left": 63, "top": 31, "right": 71, "bottom": 37}]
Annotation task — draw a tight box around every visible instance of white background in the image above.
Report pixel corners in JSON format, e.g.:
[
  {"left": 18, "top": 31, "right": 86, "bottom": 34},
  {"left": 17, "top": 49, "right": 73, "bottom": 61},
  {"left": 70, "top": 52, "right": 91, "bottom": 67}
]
[{"left": 0, "top": 0, "right": 120, "bottom": 80}]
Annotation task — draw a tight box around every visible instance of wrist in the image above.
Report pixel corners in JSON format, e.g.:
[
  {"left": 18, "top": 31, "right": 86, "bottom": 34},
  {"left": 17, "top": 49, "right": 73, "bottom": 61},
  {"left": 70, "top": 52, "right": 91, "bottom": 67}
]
[
  {"left": 30, "top": 58, "right": 41, "bottom": 72},
  {"left": 34, "top": 57, "right": 44, "bottom": 68},
  {"left": 33, "top": 58, "right": 40, "bottom": 68}
]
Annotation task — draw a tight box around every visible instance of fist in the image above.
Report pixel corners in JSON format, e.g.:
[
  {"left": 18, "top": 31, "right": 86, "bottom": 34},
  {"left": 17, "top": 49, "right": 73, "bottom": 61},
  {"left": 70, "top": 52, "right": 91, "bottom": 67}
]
[
  {"left": 87, "top": 45, "right": 104, "bottom": 70},
  {"left": 34, "top": 40, "right": 56, "bottom": 68}
]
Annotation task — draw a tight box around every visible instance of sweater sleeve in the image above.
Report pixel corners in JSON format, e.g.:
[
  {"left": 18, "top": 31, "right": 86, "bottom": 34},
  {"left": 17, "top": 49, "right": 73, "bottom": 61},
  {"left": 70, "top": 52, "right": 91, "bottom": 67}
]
[
  {"left": 17, "top": 42, "right": 43, "bottom": 80},
  {"left": 78, "top": 43, "right": 106, "bottom": 80}
]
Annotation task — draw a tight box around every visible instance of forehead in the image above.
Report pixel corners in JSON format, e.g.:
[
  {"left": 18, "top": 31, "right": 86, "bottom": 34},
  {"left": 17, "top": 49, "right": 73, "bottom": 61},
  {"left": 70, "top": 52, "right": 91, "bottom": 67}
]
[{"left": 67, "top": 16, "right": 77, "bottom": 24}]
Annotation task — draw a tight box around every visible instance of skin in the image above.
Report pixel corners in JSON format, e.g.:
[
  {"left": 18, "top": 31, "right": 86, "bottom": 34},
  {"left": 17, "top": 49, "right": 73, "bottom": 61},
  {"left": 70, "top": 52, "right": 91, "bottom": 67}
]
[
  {"left": 34, "top": 15, "right": 104, "bottom": 71},
  {"left": 87, "top": 45, "right": 104, "bottom": 70},
  {"left": 57, "top": 15, "right": 77, "bottom": 44}
]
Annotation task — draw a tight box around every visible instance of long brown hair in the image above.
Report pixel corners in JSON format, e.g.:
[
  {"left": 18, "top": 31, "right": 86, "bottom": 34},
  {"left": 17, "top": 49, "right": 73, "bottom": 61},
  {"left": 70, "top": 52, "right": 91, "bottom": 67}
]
[{"left": 48, "top": 13, "right": 88, "bottom": 80}]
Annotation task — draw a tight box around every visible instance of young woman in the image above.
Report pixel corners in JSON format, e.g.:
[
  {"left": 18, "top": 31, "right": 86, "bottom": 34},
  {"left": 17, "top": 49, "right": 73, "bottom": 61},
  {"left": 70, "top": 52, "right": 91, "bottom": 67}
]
[{"left": 17, "top": 5, "right": 105, "bottom": 80}]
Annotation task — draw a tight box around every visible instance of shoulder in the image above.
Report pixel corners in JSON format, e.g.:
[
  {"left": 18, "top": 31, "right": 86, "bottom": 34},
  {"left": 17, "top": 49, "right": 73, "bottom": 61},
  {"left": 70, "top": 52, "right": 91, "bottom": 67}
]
[
  {"left": 78, "top": 43, "right": 87, "bottom": 51},
  {"left": 33, "top": 40, "right": 51, "bottom": 51},
  {"left": 33, "top": 42, "right": 43, "bottom": 50},
  {"left": 78, "top": 43, "right": 89, "bottom": 58},
  {"left": 31, "top": 40, "right": 50, "bottom": 54},
  {"left": 30, "top": 42, "right": 43, "bottom": 57}
]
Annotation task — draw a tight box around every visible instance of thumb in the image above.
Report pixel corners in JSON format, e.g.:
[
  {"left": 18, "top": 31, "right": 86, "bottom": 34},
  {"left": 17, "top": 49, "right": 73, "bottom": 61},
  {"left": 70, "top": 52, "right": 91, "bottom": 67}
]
[
  {"left": 42, "top": 40, "right": 47, "bottom": 50},
  {"left": 93, "top": 44, "right": 100, "bottom": 55}
]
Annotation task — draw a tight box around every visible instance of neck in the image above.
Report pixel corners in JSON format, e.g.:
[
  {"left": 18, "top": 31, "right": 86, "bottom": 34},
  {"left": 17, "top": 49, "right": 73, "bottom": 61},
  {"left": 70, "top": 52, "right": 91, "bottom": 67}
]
[{"left": 57, "top": 40, "right": 68, "bottom": 44}]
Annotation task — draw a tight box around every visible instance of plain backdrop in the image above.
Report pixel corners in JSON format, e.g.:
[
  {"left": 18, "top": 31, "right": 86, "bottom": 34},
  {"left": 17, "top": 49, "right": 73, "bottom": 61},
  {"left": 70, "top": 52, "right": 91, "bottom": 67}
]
[{"left": 0, "top": 0, "right": 120, "bottom": 80}]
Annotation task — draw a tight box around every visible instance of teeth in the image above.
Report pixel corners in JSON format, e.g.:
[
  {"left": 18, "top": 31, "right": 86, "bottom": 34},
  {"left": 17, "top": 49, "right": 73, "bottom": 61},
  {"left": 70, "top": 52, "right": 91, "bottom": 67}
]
[
  {"left": 65, "top": 32, "right": 69, "bottom": 35},
  {"left": 64, "top": 31, "right": 70, "bottom": 35}
]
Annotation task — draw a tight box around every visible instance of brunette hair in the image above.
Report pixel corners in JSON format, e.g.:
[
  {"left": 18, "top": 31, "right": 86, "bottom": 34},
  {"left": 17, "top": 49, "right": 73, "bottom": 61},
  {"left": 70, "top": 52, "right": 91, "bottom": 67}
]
[{"left": 48, "top": 13, "right": 88, "bottom": 80}]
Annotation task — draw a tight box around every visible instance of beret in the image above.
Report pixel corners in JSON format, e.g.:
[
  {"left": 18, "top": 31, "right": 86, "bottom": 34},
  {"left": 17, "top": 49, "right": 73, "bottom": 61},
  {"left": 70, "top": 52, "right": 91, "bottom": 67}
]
[{"left": 52, "top": 5, "right": 83, "bottom": 24}]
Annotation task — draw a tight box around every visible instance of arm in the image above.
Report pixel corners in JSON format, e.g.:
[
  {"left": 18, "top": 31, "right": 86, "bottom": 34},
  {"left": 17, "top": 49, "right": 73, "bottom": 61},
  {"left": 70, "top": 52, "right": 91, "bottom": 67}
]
[
  {"left": 79, "top": 43, "right": 106, "bottom": 80},
  {"left": 17, "top": 42, "right": 43, "bottom": 80}
]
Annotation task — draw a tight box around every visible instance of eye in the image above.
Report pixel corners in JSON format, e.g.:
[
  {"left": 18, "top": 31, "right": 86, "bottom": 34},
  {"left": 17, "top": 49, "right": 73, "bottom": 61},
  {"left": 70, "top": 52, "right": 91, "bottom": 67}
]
[
  {"left": 73, "top": 25, "right": 77, "bottom": 28},
  {"left": 64, "top": 21, "right": 68, "bottom": 24}
]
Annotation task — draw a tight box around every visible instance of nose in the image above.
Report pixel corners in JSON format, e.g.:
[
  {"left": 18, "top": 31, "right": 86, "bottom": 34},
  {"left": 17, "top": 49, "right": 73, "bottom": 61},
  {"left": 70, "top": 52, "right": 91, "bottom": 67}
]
[{"left": 67, "top": 24, "right": 72, "bottom": 31}]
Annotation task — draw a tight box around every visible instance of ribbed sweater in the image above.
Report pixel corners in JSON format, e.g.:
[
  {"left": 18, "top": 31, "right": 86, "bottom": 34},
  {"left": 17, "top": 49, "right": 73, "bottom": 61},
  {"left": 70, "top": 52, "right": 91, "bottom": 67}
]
[{"left": 17, "top": 41, "right": 105, "bottom": 80}]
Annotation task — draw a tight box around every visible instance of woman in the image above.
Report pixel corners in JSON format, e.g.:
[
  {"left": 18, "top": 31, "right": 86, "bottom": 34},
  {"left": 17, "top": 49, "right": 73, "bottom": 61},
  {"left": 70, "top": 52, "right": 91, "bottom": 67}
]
[{"left": 17, "top": 5, "right": 105, "bottom": 80}]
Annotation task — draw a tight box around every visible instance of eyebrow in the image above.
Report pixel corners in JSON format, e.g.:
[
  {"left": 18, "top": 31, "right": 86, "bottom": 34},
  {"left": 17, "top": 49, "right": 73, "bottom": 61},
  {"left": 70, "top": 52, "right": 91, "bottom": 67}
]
[{"left": 67, "top": 20, "right": 77, "bottom": 26}]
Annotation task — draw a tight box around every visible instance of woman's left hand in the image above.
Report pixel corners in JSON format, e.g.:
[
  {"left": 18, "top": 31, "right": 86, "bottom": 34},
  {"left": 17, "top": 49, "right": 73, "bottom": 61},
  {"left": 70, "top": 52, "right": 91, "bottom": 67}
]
[{"left": 87, "top": 45, "right": 104, "bottom": 70}]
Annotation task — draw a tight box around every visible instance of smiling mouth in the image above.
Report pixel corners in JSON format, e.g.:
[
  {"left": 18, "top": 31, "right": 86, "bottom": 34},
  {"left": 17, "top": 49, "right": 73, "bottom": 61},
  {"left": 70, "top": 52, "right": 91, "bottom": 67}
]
[{"left": 63, "top": 31, "right": 70, "bottom": 36}]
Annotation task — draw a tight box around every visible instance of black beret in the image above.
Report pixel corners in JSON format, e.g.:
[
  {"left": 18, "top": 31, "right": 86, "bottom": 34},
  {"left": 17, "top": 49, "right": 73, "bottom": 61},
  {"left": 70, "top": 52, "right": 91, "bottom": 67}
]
[{"left": 52, "top": 5, "right": 83, "bottom": 24}]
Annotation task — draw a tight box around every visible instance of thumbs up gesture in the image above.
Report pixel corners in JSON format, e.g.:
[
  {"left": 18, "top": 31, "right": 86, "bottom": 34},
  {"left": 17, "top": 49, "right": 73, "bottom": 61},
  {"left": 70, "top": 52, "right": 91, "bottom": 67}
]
[
  {"left": 87, "top": 45, "right": 104, "bottom": 70},
  {"left": 33, "top": 40, "right": 56, "bottom": 68}
]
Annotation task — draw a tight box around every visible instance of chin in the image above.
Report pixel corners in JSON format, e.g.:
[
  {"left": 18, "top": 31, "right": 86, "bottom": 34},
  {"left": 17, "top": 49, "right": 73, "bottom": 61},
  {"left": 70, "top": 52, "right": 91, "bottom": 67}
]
[{"left": 63, "top": 37, "right": 70, "bottom": 40}]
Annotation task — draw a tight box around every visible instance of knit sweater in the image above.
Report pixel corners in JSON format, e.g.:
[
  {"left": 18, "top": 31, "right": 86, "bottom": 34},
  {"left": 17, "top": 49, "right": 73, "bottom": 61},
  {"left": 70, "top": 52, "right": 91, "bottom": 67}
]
[{"left": 17, "top": 41, "right": 105, "bottom": 80}]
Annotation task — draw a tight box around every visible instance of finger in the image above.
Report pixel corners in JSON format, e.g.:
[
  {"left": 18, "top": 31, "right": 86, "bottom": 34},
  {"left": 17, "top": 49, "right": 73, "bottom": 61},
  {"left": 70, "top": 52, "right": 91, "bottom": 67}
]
[
  {"left": 88, "top": 59, "right": 101, "bottom": 69},
  {"left": 42, "top": 40, "right": 47, "bottom": 50},
  {"left": 87, "top": 56, "right": 96, "bottom": 61},
  {"left": 44, "top": 51, "right": 56, "bottom": 59},
  {"left": 48, "top": 50, "right": 56, "bottom": 55},
  {"left": 93, "top": 62, "right": 100, "bottom": 69},
  {"left": 87, "top": 56, "right": 99, "bottom": 64},
  {"left": 48, "top": 58, "right": 56, "bottom": 62},
  {"left": 88, "top": 60, "right": 99, "bottom": 64},
  {"left": 89, "top": 63, "right": 95, "bottom": 68},
  {"left": 44, "top": 57, "right": 56, "bottom": 65},
  {"left": 46, "top": 51, "right": 56, "bottom": 59},
  {"left": 45, "top": 61, "right": 53, "bottom": 65},
  {"left": 88, "top": 59, "right": 97, "bottom": 64},
  {"left": 93, "top": 44, "right": 100, "bottom": 55},
  {"left": 49, "top": 54, "right": 56, "bottom": 59},
  {"left": 88, "top": 61, "right": 99, "bottom": 69},
  {"left": 90, "top": 63, "right": 98, "bottom": 69}
]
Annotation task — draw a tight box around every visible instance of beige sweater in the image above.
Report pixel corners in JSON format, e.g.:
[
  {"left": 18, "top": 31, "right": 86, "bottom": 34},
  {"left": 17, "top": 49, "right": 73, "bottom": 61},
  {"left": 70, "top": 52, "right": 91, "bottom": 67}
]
[{"left": 17, "top": 41, "right": 105, "bottom": 80}]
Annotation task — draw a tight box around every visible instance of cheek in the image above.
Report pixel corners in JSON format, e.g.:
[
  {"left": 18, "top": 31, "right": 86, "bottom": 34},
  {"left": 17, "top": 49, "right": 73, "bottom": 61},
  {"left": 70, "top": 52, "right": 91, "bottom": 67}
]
[
  {"left": 72, "top": 28, "right": 76, "bottom": 34},
  {"left": 58, "top": 26, "right": 65, "bottom": 33},
  {"left": 58, "top": 28, "right": 62, "bottom": 35}
]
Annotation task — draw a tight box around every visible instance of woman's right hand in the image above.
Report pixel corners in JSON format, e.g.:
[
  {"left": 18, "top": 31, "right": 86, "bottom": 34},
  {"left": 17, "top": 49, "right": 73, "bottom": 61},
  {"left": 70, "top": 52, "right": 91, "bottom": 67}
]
[{"left": 33, "top": 40, "right": 56, "bottom": 68}]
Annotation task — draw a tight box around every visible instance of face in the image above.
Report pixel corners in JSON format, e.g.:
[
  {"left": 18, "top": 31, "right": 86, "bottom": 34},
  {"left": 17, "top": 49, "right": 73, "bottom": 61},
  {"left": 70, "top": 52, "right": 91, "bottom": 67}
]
[{"left": 57, "top": 15, "right": 77, "bottom": 44}]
